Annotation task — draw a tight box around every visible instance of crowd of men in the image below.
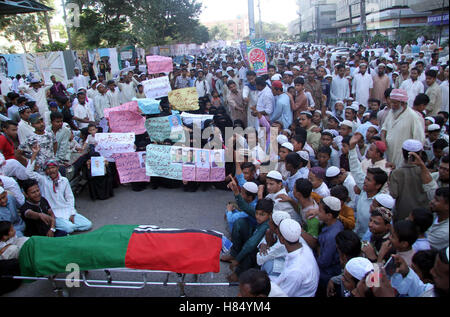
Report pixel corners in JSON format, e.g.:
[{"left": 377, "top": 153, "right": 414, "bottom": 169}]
[{"left": 0, "top": 40, "right": 449, "bottom": 298}]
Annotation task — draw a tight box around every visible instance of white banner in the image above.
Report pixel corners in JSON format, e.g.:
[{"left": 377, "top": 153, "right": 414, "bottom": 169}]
[{"left": 142, "top": 76, "right": 172, "bottom": 99}]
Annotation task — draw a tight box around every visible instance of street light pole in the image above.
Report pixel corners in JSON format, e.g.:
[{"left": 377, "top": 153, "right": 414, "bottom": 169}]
[
  {"left": 258, "top": 0, "right": 263, "bottom": 38},
  {"left": 62, "top": 0, "right": 74, "bottom": 51},
  {"left": 248, "top": 0, "right": 256, "bottom": 39}
]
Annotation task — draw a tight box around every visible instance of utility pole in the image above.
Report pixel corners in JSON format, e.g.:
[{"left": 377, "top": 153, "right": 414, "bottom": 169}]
[
  {"left": 62, "top": 0, "right": 74, "bottom": 51},
  {"left": 248, "top": 0, "right": 256, "bottom": 39},
  {"left": 438, "top": 0, "right": 445, "bottom": 46},
  {"left": 348, "top": 2, "right": 353, "bottom": 40},
  {"left": 258, "top": 0, "right": 263, "bottom": 38},
  {"left": 360, "top": 0, "right": 367, "bottom": 45},
  {"left": 316, "top": 4, "right": 320, "bottom": 44}
]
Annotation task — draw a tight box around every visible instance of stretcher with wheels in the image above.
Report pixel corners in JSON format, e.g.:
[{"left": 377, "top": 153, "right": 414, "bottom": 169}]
[{"left": 1, "top": 225, "right": 238, "bottom": 297}]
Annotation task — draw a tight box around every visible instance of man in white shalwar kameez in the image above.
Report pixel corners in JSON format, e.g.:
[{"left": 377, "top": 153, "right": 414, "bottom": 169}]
[
  {"left": 21, "top": 79, "right": 52, "bottom": 117},
  {"left": 381, "top": 89, "right": 425, "bottom": 168},
  {"left": 352, "top": 63, "right": 373, "bottom": 109}
]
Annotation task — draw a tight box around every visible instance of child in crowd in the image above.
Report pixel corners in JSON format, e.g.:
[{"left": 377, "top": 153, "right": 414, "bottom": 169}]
[
  {"left": 0, "top": 221, "right": 29, "bottom": 260},
  {"left": 222, "top": 199, "right": 274, "bottom": 283},
  {"left": 211, "top": 90, "right": 222, "bottom": 108},
  {"left": 388, "top": 220, "right": 419, "bottom": 267},
  {"left": 277, "top": 142, "right": 293, "bottom": 181},
  {"left": 317, "top": 146, "right": 332, "bottom": 169},
  {"left": 408, "top": 208, "right": 433, "bottom": 252},
  {"left": 226, "top": 181, "right": 259, "bottom": 233},
  {"left": 83, "top": 123, "right": 98, "bottom": 153},
  {"left": 309, "top": 167, "right": 330, "bottom": 198},
  {"left": 361, "top": 207, "right": 394, "bottom": 264},
  {"left": 19, "top": 179, "right": 67, "bottom": 237},
  {"left": 330, "top": 185, "right": 355, "bottom": 231}
]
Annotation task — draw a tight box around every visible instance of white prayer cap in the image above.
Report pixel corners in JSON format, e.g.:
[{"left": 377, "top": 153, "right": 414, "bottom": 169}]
[
  {"left": 272, "top": 211, "right": 291, "bottom": 227},
  {"left": 300, "top": 111, "right": 313, "bottom": 118},
  {"left": 74, "top": 66, "right": 80, "bottom": 70},
  {"left": 340, "top": 120, "right": 354, "bottom": 128},
  {"left": 322, "top": 129, "right": 338, "bottom": 138},
  {"left": 345, "top": 257, "right": 374, "bottom": 281},
  {"left": 243, "top": 182, "right": 259, "bottom": 194},
  {"left": 378, "top": 63, "right": 386, "bottom": 68},
  {"left": 91, "top": 80, "right": 97, "bottom": 85},
  {"left": 425, "top": 117, "right": 435, "bottom": 124},
  {"left": 386, "top": 64, "right": 394, "bottom": 69},
  {"left": 271, "top": 74, "right": 282, "bottom": 81},
  {"left": 323, "top": 196, "right": 342, "bottom": 212},
  {"left": 226, "top": 66, "right": 234, "bottom": 72},
  {"left": 402, "top": 139, "right": 423, "bottom": 152},
  {"left": 298, "top": 151, "right": 310, "bottom": 162},
  {"left": 430, "top": 66, "right": 440, "bottom": 71},
  {"left": 326, "top": 110, "right": 334, "bottom": 117},
  {"left": 277, "top": 134, "right": 289, "bottom": 145},
  {"left": 298, "top": 58, "right": 306, "bottom": 62},
  {"left": 326, "top": 166, "right": 341, "bottom": 178},
  {"left": 350, "top": 102, "right": 360, "bottom": 111},
  {"left": 359, "top": 63, "right": 368, "bottom": 67},
  {"left": 0, "top": 187, "right": 4, "bottom": 195},
  {"left": 267, "top": 170, "right": 283, "bottom": 181},
  {"left": 293, "top": 66, "right": 301, "bottom": 71},
  {"left": 279, "top": 219, "right": 302, "bottom": 243},
  {"left": 283, "top": 129, "right": 292, "bottom": 136},
  {"left": 281, "top": 142, "right": 294, "bottom": 152},
  {"left": 363, "top": 112, "right": 371, "bottom": 118},
  {"left": 428, "top": 124, "right": 441, "bottom": 132},
  {"left": 324, "top": 75, "right": 333, "bottom": 79},
  {"left": 374, "top": 193, "right": 396, "bottom": 210},
  {"left": 315, "top": 110, "right": 322, "bottom": 115},
  {"left": 393, "top": 72, "right": 399, "bottom": 76},
  {"left": 30, "top": 78, "right": 40, "bottom": 84},
  {"left": 284, "top": 71, "right": 294, "bottom": 76},
  {"left": 345, "top": 97, "right": 354, "bottom": 101}
]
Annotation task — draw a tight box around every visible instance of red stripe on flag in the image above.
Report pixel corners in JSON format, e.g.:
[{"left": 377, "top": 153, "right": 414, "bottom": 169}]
[{"left": 124, "top": 231, "right": 222, "bottom": 274}]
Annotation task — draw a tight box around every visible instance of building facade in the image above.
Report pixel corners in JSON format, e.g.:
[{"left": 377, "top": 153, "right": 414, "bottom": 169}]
[
  {"left": 298, "top": 0, "right": 338, "bottom": 41},
  {"left": 203, "top": 16, "right": 250, "bottom": 41},
  {"left": 334, "top": 0, "right": 448, "bottom": 42}
]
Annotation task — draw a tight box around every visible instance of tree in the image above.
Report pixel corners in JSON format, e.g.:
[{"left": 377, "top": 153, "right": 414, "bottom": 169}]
[
  {"left": 2, "top": 0, "right": 56, "bottom": 52},
  {"left": 70, "top": 0, "right": 204, "bottom": 48},
  {"left": 208, "top": 24, "right": 232, "bottom": 41},
  {"left": 4, "top": 15, "right": 42, "bottom": 53},
  {"left": 256, "top": 22, "right": 288, "bottom": 42},
  {"left": 70, "top": 0, "right": 137, "bottom": 48},
  {"left": 35, "top": 41, "right": 68, "bottom": 52},
  {"left": 131, "top": 0, "right": 203, "bottom": 46}
]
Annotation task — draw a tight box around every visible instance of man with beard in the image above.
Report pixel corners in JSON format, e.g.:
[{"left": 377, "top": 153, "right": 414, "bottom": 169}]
[
  {"left": 371, "top": 64, "right": 391, "bottom": 104},
  {"left": 381, "top": 89, "right": 425, "bottom": 168}
]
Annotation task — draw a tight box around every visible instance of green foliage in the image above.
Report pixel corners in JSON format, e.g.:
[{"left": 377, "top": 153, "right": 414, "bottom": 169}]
[
  {"left": 256, "top": 22, "right": 289, "bottom": 42},
  {"left": 369, "top": 33, "right": 391, "bottom": 46},
  {"left": 395, "top": 26, "right": 440, "bottom": 46},
  {"left": 208, "top": 24, "right": 232, "bottom": 41},
  {"left": 35, "top": 41, "right": 68, "bottom": 52},
  {"left": 70, "top": 0, "right": 204, "bottom": 48},
  {"left": 4, "top": 14, "right": 42, "bottom": 53}
]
